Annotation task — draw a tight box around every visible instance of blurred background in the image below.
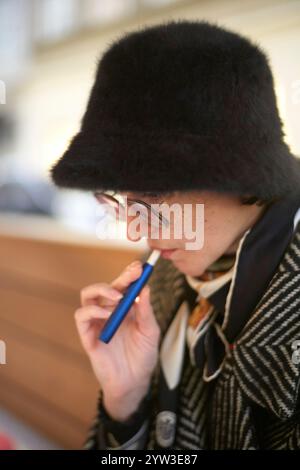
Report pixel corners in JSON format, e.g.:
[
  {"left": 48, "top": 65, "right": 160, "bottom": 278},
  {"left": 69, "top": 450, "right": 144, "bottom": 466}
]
[{"left": 0, "top": 0, "right": 299, "bottom": 450}]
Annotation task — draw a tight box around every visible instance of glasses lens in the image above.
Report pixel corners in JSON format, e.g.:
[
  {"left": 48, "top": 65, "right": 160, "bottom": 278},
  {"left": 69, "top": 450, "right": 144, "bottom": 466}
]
[
  {"left": 94, "top": 192, "right": 169, "bottom": 228},
  {"left": 94, "top": 192, "right": 126, "bottom": 221},
  {"left": 127, "top": 201, "right": 167, "bottom": 230}
]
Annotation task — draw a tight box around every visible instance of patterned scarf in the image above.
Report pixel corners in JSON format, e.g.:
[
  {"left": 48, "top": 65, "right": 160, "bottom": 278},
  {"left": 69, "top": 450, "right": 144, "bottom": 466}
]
[{"left": 155, "top": 253, "right": 235, "bottom": 448}]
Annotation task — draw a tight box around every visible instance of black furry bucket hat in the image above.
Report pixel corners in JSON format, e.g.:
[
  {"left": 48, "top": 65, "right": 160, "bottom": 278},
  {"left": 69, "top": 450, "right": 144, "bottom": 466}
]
[{"left": 50, "top": 20, "right": 300, "bottom": 200}]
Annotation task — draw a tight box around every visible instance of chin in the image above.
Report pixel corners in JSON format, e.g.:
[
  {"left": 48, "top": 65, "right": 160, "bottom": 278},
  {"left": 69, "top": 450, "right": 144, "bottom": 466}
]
[{"left": 171, "top": 257, "right": 204, "bottom": 277}]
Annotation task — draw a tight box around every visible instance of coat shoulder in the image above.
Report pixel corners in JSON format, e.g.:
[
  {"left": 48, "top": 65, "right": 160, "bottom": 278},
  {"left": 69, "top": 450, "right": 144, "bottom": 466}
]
[{"left": 278, "top": 219, "right": 300, "bottom": 272}]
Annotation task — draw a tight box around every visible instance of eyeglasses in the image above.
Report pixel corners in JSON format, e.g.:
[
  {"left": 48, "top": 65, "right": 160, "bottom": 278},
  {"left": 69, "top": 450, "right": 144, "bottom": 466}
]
[{"left": 94, "top": 190, "right": 170, "bottom": 229}]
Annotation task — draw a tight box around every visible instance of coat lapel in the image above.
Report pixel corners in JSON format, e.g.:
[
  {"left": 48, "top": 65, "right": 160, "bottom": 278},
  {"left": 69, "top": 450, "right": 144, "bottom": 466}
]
[{"left": 232, "top": 221, "right": 300, "bottom": 419}]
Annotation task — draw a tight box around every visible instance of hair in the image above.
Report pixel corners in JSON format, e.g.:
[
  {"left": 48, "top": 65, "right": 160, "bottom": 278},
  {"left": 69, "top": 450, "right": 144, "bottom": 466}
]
[
  {"left": 129, "top": 191, "right": 280, "bottom": 208},
  {"left": 240, "top": 195, "right": 279, "bottom": 207}
]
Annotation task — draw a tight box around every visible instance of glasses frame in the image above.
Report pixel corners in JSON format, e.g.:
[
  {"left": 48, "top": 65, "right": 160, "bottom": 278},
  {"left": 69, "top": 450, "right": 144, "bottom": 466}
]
[{"left": 94, "top": 190, "right": 170, "bottom": 228}]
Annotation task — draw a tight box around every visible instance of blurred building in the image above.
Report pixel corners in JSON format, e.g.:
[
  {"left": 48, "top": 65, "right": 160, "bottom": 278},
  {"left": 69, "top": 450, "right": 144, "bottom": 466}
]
[{"left": 0, "top": 0, "right": 300, "bottom": 228}]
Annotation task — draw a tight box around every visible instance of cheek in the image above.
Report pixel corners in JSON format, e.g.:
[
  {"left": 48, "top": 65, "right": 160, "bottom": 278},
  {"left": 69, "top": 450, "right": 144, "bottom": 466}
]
[
  {"left": 171, "top": 250, "right": 209, "bottom": 276},
  {"left": 172, "top": 228, "right": 222, "bottom": 276}
]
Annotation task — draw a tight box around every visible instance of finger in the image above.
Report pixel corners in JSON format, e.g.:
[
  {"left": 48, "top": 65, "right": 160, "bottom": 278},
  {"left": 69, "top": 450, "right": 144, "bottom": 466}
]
[
  {"left": 111, "top": 260, "right": 143, "bottom": 292},
  {"left": 75, "top": 303, "right": 135, "bottom": 338},
  {"left": 75, "top": 305, "right": 112, "bottom": 352},
  {"left": 75, "top": 305, "right": 111, "bottom": 329},
  {"left": 80, "top": 283, "right": 123, "bottom": 307},
  {"left": 134, "top": 285, "right": 160, "bottom": 339}
]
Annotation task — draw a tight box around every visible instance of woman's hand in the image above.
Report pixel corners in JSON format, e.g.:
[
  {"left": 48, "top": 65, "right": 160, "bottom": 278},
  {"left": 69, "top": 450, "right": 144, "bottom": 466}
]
[{"left": 75, "top": 260, "right": 161, "bottom": 421}]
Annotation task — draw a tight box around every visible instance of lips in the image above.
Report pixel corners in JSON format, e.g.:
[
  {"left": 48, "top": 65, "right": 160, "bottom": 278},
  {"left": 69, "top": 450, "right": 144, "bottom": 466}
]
[{"left": 160, "top": 249, "right": 177, "bottom": 259}]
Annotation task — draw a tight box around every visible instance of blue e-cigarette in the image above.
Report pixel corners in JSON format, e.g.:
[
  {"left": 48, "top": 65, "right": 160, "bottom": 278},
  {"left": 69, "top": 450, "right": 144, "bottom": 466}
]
[{"left": 99, "top": 249, "right": 161, "bottom": 344}]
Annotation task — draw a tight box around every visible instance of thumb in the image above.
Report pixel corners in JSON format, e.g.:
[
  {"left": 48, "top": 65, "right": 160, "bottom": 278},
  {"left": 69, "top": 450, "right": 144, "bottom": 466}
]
[{"left": 135, "top": 285, "right": 160, "bottom": 338}]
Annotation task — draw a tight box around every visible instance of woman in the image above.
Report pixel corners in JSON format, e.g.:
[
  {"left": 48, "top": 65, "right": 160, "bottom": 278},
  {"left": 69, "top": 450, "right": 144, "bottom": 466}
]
[{"left": 51, "top": 20, "right": 300, "bottom": 449}]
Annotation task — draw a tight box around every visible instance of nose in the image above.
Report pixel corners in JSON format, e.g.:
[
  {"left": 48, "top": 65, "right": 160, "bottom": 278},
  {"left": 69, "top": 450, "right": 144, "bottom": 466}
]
[
  {"left": 126, "top": 214, "right": 161, "bottom": 242},
  {"left": 126, "top": 213, "right": 146, "bottom": 242}
]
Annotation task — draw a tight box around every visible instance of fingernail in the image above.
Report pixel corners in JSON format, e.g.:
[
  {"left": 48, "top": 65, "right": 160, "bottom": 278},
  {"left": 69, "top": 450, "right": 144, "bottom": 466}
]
[{"left": 111, "top": 290, "right": 123, "bottom": 299}]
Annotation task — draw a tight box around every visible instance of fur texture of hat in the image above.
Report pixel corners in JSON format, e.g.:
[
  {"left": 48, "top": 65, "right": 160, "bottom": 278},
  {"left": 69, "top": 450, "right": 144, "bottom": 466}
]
[{"left": 50, "top": 19, "right": 300, "bottom": 200}]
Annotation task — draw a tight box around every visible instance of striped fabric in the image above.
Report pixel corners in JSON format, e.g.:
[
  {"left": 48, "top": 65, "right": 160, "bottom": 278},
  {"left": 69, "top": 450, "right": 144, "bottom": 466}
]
[{"left": 84, "top": 217, "right": 300, "bottom": 450}]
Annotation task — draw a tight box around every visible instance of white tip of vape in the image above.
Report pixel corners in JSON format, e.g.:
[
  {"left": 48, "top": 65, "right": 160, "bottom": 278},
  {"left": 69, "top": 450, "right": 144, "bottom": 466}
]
[{"left": 147, "top": 249, "right": 161, "bottom": 266}]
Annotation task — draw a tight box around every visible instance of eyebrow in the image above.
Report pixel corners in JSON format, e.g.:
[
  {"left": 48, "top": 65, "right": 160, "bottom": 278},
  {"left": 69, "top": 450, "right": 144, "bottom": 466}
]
[
  {"left": 124, "top": 194, "right": 162, "bottom": 203},
  {"left": 131, "top": 192, "right": 161, "bottom": 198}
]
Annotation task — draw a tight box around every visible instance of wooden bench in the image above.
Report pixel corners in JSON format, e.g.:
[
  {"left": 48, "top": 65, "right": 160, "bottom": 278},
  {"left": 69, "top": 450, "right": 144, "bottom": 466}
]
[{"left": 0, "top": 214, "right": 144, "bottom": 448}]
